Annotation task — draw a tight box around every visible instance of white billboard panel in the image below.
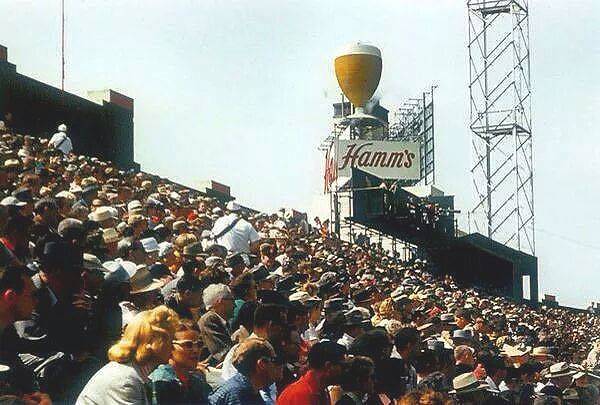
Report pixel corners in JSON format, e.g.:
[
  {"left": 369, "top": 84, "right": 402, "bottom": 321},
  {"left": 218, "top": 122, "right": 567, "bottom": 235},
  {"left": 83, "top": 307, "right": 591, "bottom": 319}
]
[{"left": 336, "top": 140, "right": 421, "bottom": 180}]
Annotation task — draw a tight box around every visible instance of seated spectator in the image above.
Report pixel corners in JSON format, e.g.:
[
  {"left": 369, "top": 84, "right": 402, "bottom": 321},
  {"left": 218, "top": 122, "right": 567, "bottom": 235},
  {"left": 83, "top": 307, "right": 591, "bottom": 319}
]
[
  {"left": 230, "top": 272, "right": 257, "bottom": 324},
  {"left": 76, "top": 305, "right": 179, "bottom": 405},
  {"left": 208, "top": 337, "right": 280, "bottom": 405},
  {"left": 166, "top": 273, "right": 204, "bottom": 319},
  {"left": 277, "top": 341, "right": 346, "bottom": 405},
  {"left": 336, "top": 355, "right": 375, "bottom": 405},
  {"left": 148, "top": 320, "right": 212, "bottom": 404},
  {"left": 198, "top": 284, "right": 234, "bottom": 363},
  {"left": 0, "top": 265, "right": 42, "bottom": 398},
  {"left": 454, "top": 345, "right": 476, "bottom": 376}
]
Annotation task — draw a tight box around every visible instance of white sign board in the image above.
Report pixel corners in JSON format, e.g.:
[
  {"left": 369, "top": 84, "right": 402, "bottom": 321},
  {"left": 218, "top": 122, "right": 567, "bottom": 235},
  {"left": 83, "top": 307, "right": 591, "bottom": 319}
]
[{"left": 336, "top": 140, "right": 421, "bottom": 180}]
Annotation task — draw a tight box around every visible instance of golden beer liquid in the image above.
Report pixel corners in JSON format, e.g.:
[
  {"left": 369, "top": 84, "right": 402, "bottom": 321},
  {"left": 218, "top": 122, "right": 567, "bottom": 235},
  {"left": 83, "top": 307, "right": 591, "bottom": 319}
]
[{"left": 334, "top": 53, "right": 382, "bottom": 108}]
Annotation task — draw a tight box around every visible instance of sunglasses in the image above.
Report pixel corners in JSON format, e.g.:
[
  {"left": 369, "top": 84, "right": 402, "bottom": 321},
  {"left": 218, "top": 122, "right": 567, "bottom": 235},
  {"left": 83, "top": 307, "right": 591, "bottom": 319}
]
[{"left": 172, "top": 339, "right": 203, "bottom": 350}]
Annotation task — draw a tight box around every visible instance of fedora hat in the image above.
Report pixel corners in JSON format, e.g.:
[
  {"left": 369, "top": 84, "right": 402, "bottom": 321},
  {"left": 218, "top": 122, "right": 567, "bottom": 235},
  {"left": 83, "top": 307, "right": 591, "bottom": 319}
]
[
  {"left": 102, "top": 227, "right": 120, "bottom": 244},
  {"left": 449, "top": 372, "right": 490, "bottom": 394},
  {"left": 543, "top": 362, "right": 576, "bottom": 379},
  {"left": 501, "top": 344, "right": 531, "bottom": 358},
  {"left": 130, "top": 266, "right": 164, "bottom": 295},
  {"left": 532, "top": 346, "right": 555, "bottom": 360},
  {"left": 89, "top": 206, "right": 117, "bottom": 222}
]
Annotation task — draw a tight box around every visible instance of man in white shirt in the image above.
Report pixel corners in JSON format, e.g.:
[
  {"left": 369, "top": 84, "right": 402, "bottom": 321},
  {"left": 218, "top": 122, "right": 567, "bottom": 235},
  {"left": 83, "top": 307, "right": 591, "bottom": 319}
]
[
  {"left": 48, "top": 123, "right": 73, "bottom": 155},
  {"left": 211, "top": 202, "right": 260, "bottom": 253}
]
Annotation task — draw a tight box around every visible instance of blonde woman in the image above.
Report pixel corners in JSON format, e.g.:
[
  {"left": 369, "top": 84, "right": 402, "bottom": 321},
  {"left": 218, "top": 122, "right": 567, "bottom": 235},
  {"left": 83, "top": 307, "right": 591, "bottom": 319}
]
[{"left": 76, "top": 305, "right": 179, "bottom": 405}]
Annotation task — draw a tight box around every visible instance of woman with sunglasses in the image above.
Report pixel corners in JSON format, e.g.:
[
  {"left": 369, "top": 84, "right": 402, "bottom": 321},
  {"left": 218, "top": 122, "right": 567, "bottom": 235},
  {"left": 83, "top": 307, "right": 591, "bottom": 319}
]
[{"left": 148, "top": 321, "right": 212, "bottom": 404}]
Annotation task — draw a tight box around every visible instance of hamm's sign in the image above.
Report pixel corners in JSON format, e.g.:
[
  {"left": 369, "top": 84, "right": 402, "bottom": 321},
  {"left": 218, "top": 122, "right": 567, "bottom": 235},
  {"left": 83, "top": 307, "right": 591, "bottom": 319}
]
[{"left": 337, "top": 140, "right": 421, "bottom": 180}]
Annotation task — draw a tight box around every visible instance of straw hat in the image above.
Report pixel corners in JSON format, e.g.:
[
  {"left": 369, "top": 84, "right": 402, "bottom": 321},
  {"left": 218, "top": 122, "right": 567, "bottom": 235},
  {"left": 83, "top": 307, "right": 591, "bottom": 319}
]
[
  {"left": 449, "top": 372, "right": 490, "bottom": 394},
  {"left": 501, "top": 344, "right": 531, "bottom": 358},
  {"left": 543, "top": 362, "right": 576, "bottom": 379},
  {"left": 531, "top": 346, "right": 555, "bottom": 360}
]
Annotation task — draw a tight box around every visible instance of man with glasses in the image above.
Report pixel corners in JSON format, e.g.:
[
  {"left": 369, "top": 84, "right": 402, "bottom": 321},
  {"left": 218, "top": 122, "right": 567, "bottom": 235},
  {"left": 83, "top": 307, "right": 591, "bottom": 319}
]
[{"left": 209, "top": 338, "right": 280, "bottom": 405}]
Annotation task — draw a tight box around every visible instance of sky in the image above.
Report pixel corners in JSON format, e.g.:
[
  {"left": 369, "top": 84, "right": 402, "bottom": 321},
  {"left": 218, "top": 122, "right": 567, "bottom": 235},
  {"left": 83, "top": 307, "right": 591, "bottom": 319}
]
[{"left": 1, "top": 0, "right": 599, "bottom": 307}]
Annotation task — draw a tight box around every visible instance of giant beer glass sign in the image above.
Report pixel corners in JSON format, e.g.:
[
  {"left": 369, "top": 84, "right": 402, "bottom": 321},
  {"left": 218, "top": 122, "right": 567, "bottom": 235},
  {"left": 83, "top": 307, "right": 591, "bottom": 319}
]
[
  {"left": 336, "top": 140, "right": 421, "bottom": 181},
  {"left": 334, "top": 42, "right": 382, "bottom": 116}
]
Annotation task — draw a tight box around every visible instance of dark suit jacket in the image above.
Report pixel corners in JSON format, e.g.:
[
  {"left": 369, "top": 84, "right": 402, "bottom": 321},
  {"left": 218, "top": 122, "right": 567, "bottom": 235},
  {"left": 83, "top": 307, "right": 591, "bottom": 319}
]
[
  {"left": 197, "top": 310, "right": 232, "bottom": 363},
  {"left": 15, "top": 276, "right": 91, "bottom": 355}
]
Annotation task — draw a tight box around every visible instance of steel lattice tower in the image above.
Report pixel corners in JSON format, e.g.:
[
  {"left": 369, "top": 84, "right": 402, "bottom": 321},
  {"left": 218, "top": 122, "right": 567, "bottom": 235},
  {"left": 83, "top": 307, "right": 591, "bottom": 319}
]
[{"left": 468, "top": 0, "right": 534, "bottom": 254}]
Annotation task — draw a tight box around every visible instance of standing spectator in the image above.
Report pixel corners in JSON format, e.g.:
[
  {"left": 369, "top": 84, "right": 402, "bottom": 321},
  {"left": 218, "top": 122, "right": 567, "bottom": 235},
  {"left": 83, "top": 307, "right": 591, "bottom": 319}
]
[
  {"left": 76, "top": 306, "right": 179, "bottom": 405},
  {"left": 198, "top": 284, "right": 234, "bottom": 363},
  {"left": 48, "top": 123, "right": 73, "bottom": 155},
  {"left": 211, "top": 202, "right": 260, "bottom": 254},
  {"left": 209, "top": 338, "right": 280, "bottom": 405},
  {"left": 277, "top": 341, "right": 346, "bottom": 405}
]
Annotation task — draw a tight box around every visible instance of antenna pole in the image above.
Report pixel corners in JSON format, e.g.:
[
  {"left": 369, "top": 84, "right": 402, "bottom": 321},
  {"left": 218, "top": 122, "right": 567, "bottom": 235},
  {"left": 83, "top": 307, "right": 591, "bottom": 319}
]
[{"left": 61, "top": 0, "right": 65, "bottom": 90}]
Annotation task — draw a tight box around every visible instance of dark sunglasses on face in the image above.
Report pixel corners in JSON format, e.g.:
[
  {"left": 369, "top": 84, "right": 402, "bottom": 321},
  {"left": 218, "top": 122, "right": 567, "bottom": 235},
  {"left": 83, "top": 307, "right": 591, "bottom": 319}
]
[{"left": 172, "top": 339, "right": 203, "bottom": 350}]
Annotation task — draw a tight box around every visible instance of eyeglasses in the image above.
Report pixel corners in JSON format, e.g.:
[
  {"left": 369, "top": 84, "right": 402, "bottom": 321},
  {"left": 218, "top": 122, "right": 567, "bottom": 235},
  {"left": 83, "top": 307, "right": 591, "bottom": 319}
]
[{"left": 172, "top": 339, "right": 203, "bottom": 350}]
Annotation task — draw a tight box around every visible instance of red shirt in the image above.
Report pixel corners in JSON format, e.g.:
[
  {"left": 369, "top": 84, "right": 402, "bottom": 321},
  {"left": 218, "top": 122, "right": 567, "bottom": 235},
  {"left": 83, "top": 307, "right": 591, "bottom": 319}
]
[{"left": 277, "top": 370, "right": 329, "bottom": 405}]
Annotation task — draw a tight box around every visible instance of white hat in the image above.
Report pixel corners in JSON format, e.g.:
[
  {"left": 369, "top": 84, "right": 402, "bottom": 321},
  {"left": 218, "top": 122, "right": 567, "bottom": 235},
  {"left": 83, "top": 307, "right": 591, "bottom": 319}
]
[
  {"left": 140, "top": 237, "right": 159, "bottom": 253},
  {"left": 103, "top": 261, "right": 130, "bottom": 284},
  {"left": 116, "top": 221, "right": 128, "bottom": 234},
  {"left": 289, "top": 291, "right": 322, "bottom": 306},
  {"left": 89, "top": 206, "right": 117, "bottom": 222},
  {"left": 0, "top": 196, "right": 26, "bottom": 207},
  {"left": 69, "top": 184, "right": 83, "bottom": 194},
  {"left": 202, "top": 284, "right": 232, "bottom": 310},
  {"left": 158, "top": 241, "right": 174, "bottom": 258},
  {"left": 172, "top": 220, "right": 187, "bottom": 231},
  {"left": 55, "top": 190, "right": 76, "bottom": 201},
  {"left": 107, "top": 259, "right": 142, "bottom": 278},
  {"left": 226, "top": 201, "right": 241, "bottom": 212},
  {"left": 449, "top": 372, "right": 490, "bottom": 394},
  {"left": 127, "top": 200, "right": 142, "bottom": 212},
  {"left": 58, "top": 123, "right": 68, "bottom": 132}
]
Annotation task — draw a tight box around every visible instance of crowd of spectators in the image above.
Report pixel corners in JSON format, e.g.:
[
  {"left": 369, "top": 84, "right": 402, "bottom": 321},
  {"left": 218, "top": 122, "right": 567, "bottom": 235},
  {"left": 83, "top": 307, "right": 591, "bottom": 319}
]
[{"left": 1, "top": 120, "right": 600, "bottom": 404}]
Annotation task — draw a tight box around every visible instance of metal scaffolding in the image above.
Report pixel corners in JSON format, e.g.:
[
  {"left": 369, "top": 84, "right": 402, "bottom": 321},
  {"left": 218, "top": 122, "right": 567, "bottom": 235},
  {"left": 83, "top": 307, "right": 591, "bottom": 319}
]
[
  {"left": 388, "top": 86, "right": 436, "bottom": 185},
  {"left": 468, "top": 0, "right": 535, "bottom": 254}
]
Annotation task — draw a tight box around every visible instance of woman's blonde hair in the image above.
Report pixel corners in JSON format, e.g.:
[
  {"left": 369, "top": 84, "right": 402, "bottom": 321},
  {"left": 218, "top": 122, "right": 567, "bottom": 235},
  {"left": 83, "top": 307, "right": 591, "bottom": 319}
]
[{"left": 108, "top": 305, "right": 179, "bottom": 365}]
